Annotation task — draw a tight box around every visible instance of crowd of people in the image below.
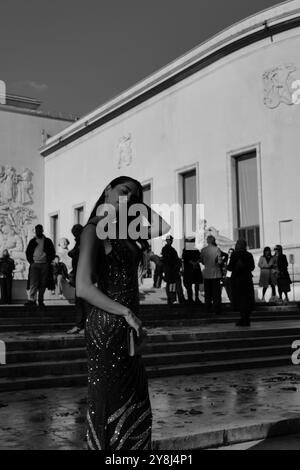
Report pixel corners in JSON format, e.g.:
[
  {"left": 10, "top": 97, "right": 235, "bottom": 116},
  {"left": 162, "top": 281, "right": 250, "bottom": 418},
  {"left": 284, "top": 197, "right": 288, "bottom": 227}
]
[
  {"left": 0, "top": 221, "right": 293, "bottom": 328},
  {"left": 0, "top": 224, "right": 291, "bottom": 324},
  {"left": 0, "top": 223, "right": 87, "bottom": 335},
  {"left": 145, "top": 235, "right": 293, "bottom": 327}
]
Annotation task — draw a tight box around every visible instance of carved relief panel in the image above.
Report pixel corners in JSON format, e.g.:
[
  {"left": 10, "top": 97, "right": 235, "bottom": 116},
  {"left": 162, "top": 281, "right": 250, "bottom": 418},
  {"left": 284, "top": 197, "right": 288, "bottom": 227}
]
[{"left": 0, "top": 165, "right": 37, "bottom": 279}]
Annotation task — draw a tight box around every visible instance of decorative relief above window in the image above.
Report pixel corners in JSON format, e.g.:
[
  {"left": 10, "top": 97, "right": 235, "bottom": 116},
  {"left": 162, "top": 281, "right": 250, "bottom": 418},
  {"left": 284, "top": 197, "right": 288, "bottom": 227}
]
[
  {"left": 117, "top": 133, "right": 133, "bottom": 169},
  {"left": 263, "top": 63, "right": 297, "bottom": 109}
]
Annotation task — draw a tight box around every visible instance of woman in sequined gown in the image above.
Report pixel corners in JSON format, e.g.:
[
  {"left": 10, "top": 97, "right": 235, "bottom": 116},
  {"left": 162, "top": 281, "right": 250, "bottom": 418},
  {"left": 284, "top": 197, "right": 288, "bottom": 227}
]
[{"left": 76, "top": 176, "right": 170, "bottom": 450}]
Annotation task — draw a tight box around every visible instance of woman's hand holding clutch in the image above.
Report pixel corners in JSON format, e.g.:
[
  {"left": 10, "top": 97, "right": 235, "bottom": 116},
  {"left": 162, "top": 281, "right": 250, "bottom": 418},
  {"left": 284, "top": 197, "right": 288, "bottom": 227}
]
[
  {"left": 123, "top": 308, "right": 142, "bottom": 334},
  {"left": 123, "top": 308, "right": 148, "bottom": 356}
]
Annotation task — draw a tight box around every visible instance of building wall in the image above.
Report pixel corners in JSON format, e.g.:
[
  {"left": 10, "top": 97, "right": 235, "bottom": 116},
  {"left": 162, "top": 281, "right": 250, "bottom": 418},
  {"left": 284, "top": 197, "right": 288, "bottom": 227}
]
[
  {"left": 44, "top": 26, "right": 300, "bottom": 278},
  {"left": 0, "top": 107, "right": 71, "bottom": 280}
]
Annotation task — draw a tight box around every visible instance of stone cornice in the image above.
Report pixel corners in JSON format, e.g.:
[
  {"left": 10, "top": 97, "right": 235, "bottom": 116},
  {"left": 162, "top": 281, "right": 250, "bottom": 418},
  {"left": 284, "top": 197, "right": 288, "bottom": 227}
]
[{"left": 0, "top": 103, "right": 76, "bottom": 122}]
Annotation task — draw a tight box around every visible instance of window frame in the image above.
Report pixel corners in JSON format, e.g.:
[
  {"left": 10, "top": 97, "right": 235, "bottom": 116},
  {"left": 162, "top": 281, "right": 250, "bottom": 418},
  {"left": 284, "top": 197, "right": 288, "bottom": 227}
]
[
  {"left": 227, "top": 143, "right": 264, "bottom": 250},
  {"left": 73, "top": 202, "right": 86, "bottom": 226}
]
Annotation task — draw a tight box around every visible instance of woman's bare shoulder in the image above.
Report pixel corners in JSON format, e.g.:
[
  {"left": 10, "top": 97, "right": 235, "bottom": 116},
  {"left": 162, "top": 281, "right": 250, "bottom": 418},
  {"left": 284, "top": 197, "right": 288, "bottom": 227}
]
[{"left": 87, "top": 216, "right": 101, "bottom": 226}]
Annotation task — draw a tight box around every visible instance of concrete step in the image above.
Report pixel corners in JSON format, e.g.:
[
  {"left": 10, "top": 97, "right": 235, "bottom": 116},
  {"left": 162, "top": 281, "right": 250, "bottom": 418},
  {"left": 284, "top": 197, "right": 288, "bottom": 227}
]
[
  {"left": 143, "top": 344, "right": 292, "bottom": 366},
  {"left": 145, "top": 334, "right": 299, "bottom": 353},
  {"left": 148, "top": 326, "right": 300, "bottom": 342},
  {"left": 0, "top": 303, "right": 298, "bottom": 319},
  {"left": 5, "top": 334, "right": 298, "bottom": 363},
  {"left": 0, "top": 355, "right": 292, "bottom": 392},
  {"left": 2, "top": 317, "right": 78, "bottom": 325},
  {"left": 0, "top": 323, "right": 74, "bottom": 332},
  {"left": 0, "top": 373, "right": 87, "bottom": 392},
  {"left": 141, "top": 315, "right": 300, "bottom": 327},
  {"left": 4, "top": 325, "right": 300, "bottom": 351},
  {"left": 5, "top": 337, "right": 86, "bottom": 351},
  {"left": 1, "top": 308, "right": 299, "bottom": 323},
  {"left": 0, "top": 358, "right": 87, "bottom": 378},
  {"left": 2, "top": 314, "right": 300, "bottom": 332},
  {"left": 145, "top": 354, "right": 291, "bottom": 378},
  {"left": 7, "top": 347, "right": 87, "bottom": 363},
  {"left": 0, "top": 343, "right": 293, "bottom": 379}
]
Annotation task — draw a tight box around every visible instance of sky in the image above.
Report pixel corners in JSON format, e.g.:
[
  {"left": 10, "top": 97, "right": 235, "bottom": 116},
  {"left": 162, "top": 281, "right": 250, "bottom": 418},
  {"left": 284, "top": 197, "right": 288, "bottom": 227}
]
[{"left": 0, "top": 0, "right": 284, "bottom": 117}]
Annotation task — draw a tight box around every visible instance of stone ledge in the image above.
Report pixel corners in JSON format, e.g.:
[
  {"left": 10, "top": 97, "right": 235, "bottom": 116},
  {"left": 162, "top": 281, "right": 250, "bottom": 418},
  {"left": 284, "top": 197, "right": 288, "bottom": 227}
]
[{"left": 152, "top": 416, "right": 300, "bottom": 450}]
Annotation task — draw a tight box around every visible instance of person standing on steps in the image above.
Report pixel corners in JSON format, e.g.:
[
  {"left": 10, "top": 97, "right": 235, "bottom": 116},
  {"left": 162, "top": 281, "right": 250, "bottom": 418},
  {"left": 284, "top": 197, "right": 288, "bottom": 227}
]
[
  {"left": 227, "top": 239, "right": 255, "bottom": 327},
  {"left": 0, "top": 249, "right": 15, "bottom": 304},
  {"left": 258, "top": 246, "right": 277, "bottom": 302},
  {"left": 66, "top": 224, "right": 87, "bottom": 334},
  {"left": 76, "top": 176, "right": 170, "bottom": 449},
  {"left": 200, "top": 235, "right": 223, "bottom": 314},
  {"left": 273, "top": 245, "right": 291, "bottom": 304},
  {"left": 25, "top": 224, "right": 55, "bottom": 309},
  {"left": 222, "top": 248, "right": 234, "bottom": 305},
  {"left": 182, "top": 236, "right": 202, "bottom": 305},
  {"left": 51, "top": 255, "right": 69, "bottom": 299},
  {"left": 161, "top": 235, "right": 186, "bottom": 305},
  {"left": 148, "top": 250, "right": 163, "bottom": 288}
]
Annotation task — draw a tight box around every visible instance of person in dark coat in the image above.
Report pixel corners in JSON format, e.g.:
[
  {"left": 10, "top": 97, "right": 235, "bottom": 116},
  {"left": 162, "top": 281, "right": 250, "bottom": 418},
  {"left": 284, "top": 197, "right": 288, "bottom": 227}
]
[
  {"left": 161, "top": 235, "right": 185, "bottom": 305},
  {"left": 66, "top": 224, "right": 87, "bottom": 334},
  {"left": 182, "top": 237, "right": 202, "bottom": 305},
  {"left": 0, "top": 249, "right": 15, "bottom": 304},
  {"left": 149, "top": 251, "right": 163, "bottom": 288},
  {"left": 274, "top": 245, "right": 291, "bottom": 303},
  {"left": 227, "top": 239, "right": 255, "bottom": 327},
  {"left": 25, "top": 224, "right": 55, "bottom": 308}
]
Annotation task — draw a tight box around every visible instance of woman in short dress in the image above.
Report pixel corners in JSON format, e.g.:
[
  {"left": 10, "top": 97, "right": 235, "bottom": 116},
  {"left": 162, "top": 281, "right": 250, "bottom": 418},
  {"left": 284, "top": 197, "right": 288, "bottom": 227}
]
[
  {"left": 76, "top": 176, "right": 170, "bottom": 450},
  {"left": 258, "top": 246, "right": 277, "bottom": 301},
  {"left": 274, "top": 245, "right": 291, "bottom": 303}
]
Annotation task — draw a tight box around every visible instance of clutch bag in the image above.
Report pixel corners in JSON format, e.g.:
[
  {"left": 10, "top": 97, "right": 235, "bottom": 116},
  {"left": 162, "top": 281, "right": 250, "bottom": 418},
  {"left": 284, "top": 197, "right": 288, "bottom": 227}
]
[{"left": 127, "top": 327, "right": 147, "bottom": 357}]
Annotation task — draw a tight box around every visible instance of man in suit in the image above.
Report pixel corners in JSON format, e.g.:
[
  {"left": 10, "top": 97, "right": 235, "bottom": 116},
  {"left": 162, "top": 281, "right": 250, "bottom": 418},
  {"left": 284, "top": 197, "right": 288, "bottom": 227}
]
[{"left": 200, "top": 235, "right": 223, "bottom": 314}]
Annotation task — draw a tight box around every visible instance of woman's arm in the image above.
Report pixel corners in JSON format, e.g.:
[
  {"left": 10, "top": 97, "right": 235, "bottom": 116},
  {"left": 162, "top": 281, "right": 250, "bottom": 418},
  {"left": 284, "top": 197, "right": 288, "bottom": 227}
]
[
  {"left": 258, "top": 256, "right": 264, "bottom": 269},
  {"left": 76, "top": 224, "right": 141, "bottom": 333}
]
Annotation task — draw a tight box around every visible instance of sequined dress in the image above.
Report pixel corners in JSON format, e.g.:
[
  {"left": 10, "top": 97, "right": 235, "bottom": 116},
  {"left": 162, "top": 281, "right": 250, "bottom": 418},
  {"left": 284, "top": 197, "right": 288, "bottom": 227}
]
[{"left": 85, "top": 237, "right": 152, "bottom": 450}]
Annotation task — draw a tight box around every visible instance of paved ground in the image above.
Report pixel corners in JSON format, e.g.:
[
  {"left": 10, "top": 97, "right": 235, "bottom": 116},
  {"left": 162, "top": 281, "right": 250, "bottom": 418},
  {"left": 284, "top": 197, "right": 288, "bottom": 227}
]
[
  {"left": 213, "top": 434, "right": 300, "bottom": 450},
  {"left": 1, "top": 365, "right": 300, "bottom": 450}
]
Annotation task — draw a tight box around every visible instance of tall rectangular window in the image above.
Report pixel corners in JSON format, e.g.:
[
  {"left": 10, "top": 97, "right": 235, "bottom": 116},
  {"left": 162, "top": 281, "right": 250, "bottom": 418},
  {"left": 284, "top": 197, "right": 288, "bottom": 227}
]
[
  {"left": 74, "top": 206, "right": 84, "bottom": 225},
  {"left": 50, "top": 214, "right": 59, "bottom": 249},
  {"left": 182, "top": 170, "right": 197, "bottom": 239},
  {"left": 235, "top": 152, "right": 260, "bottom": 249},
  {"left": 279, "top": 220, "right": 293, "bottom": 246},
  {"left": 142, "top": 184, "right": 151, "bottom": 207}
]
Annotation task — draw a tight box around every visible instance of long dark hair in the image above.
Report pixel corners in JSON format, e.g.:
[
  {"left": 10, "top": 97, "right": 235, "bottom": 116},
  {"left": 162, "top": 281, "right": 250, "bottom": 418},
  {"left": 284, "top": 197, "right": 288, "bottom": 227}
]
[
  {"left": 89, "top": 177, "right": 149, "bottom": 275},
  {"left": 88, "top": 176, "right": 143, "bottom": 221},
  {"left": 263, "top": 246, "right": 272, "bottom": 259}
]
